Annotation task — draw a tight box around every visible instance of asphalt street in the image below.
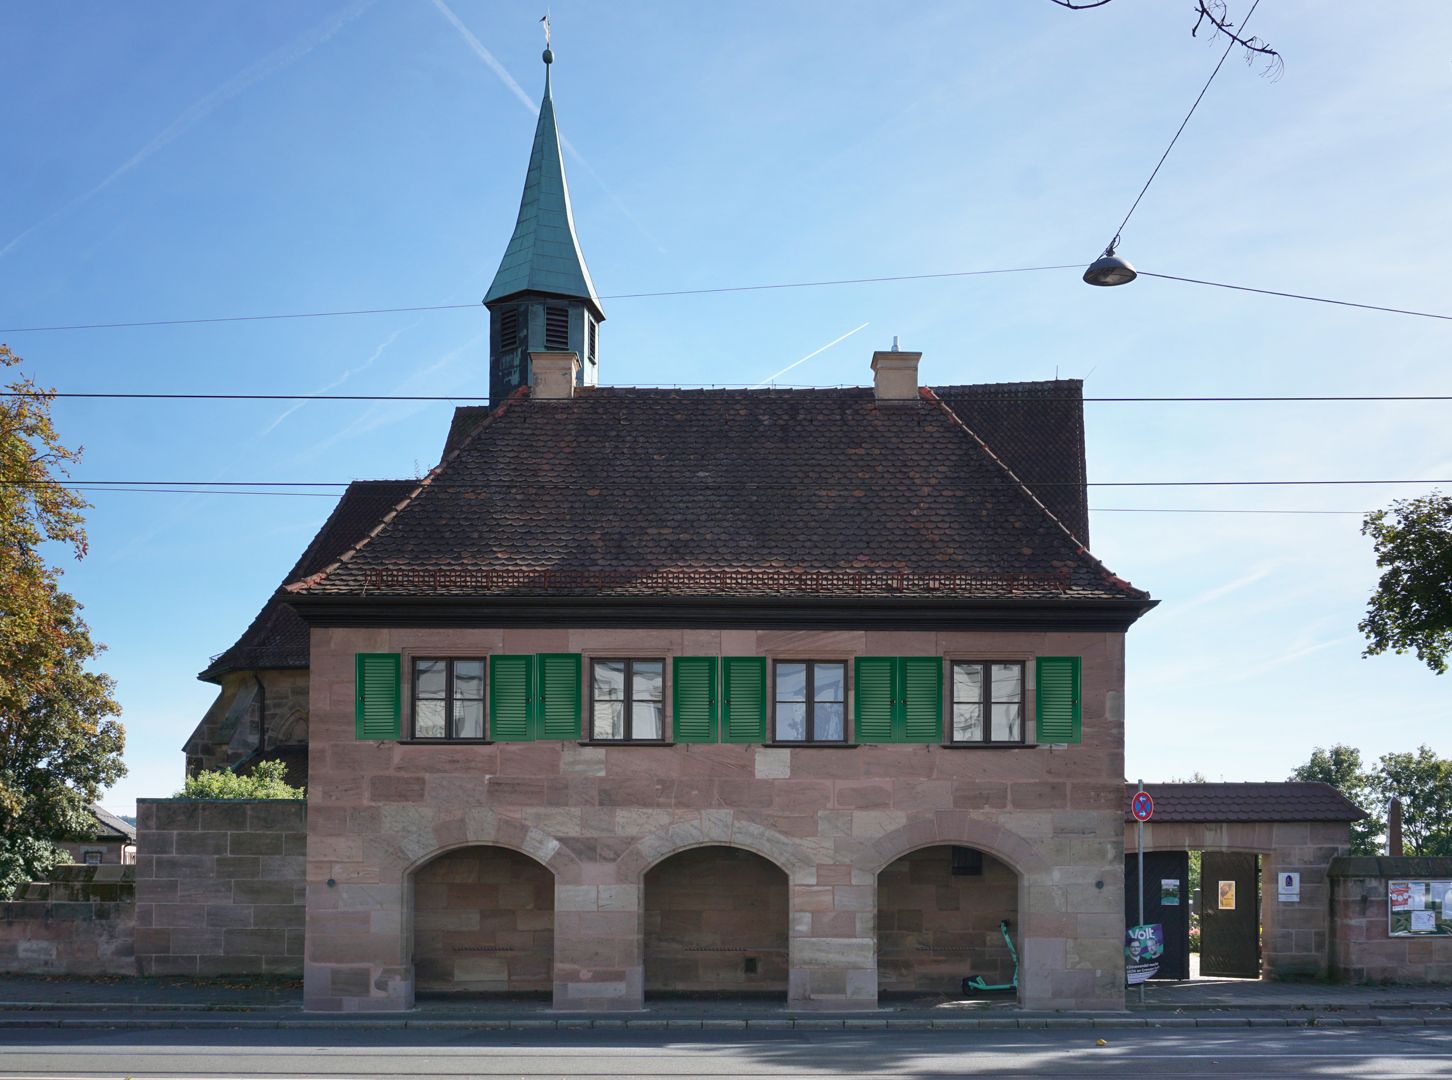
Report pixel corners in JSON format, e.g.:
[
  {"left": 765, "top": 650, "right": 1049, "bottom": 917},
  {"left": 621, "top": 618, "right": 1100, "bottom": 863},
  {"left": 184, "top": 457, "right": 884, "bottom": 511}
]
[{"left": 0, "top": 1026, "right": 1450, "bottom": 1079}]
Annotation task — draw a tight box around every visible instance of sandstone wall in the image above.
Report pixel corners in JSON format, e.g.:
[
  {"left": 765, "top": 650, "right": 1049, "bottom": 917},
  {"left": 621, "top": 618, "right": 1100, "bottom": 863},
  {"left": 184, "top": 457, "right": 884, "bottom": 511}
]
[
  {"left": 305, "top": 626, "right": 1127, "bottom": 1013},
  {"left": 0, "top": 865, "right": 135, "bottom": 976},
  {"left": 135, "top": 799, "right": 307, "bottom": 976},
  {"left": 1330, "top": 856, "right": 1452, "bottom": 984}
]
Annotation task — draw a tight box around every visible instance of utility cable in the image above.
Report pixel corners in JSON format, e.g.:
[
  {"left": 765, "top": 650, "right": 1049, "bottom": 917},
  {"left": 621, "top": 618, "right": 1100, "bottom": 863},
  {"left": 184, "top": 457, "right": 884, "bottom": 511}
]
[
  {"left": 1139, "top": 272, "right": 1452, "bottom": 323},
  {"left": 8, "top": 478, "right": 1451, "bottom": 490},
  {"left": 1094, "top": 0, "right": 1264, "bottom": 258},
  {"left": 7, "top": 390, "right": 1452, "bottom": 403}
]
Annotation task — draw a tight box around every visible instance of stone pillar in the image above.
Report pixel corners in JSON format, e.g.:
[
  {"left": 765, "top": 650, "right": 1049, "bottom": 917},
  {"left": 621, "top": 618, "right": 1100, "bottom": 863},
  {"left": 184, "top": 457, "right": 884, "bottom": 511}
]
[
  {"left": 303, "top": 879, "right": 412, "bottom": 1012},
  {"left": 787, "top": 871, "right": 878, "bottom": 1009},
  {"left": 552, "top": 879, "right": 644, "bottom": 1011}
]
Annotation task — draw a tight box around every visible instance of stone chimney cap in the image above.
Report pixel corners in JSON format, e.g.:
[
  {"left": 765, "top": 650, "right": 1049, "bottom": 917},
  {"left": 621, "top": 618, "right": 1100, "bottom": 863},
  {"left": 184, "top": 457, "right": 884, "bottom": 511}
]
[
  {"left": 530, "top": 351, "right": 580, "bottom": 400},
  {"left": 871, "top": 350, "right": 922, "bottom": 401}
]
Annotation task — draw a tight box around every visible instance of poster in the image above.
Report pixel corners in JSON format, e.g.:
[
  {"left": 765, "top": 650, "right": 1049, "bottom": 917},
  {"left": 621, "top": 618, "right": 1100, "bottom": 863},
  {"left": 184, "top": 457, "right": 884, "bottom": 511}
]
[
  {"left": 1277, "top": 872, "right": 1301, "bottom": 903},
  {"left": 1160, "top": 879, "right": 1180, "bottom": 906},
  {"left": 1125, "top": 923, "right": 1164, "bottom": 985},
  {"left": 1218, "top": 880, "right": 1236, "bottom": 910},
  {"left": 1389, "top": 881, "right": 1452, "bottom": 936}
]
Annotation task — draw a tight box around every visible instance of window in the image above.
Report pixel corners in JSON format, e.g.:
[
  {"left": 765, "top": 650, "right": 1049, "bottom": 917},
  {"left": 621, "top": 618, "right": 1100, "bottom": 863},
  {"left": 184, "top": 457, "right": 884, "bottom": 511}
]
[
  {"left": 951, "top": 661, "right": 1024, "bottom": 743},
  {"left": 591, "top": 659, "right": 664, "bottom": 741},
  {"left": 587, "top": 317, "right": 597, "bottom": 362},
  {"left": 412, "top": 658, "right": 486, "bottom": 739},
  {"left": 773, "top": 660, "right": 846, "bottom": 743},
  {"left": 498, "top": 307, "right": 519, "bottom": 352},
  {"left": 82, "top": 850, "right": 103, "bottom": 866}
]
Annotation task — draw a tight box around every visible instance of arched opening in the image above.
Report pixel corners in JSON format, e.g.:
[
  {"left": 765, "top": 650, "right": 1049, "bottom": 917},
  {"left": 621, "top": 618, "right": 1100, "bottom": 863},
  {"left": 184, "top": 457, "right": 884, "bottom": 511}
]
[
  {"left": 410, "top": 845, "right": 553, "bottom": 998},
  {"left": 644, "top": 845, "right": 788, "bottom": 998},
  {"left": 877, "top": 844, "right": 1020, "bottom": 998}
]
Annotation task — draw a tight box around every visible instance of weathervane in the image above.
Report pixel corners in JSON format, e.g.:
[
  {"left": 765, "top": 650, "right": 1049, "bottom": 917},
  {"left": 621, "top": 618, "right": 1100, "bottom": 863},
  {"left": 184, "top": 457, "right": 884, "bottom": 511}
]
[{"left": 540, "top": 12, "right": 551, "bottom": 48}]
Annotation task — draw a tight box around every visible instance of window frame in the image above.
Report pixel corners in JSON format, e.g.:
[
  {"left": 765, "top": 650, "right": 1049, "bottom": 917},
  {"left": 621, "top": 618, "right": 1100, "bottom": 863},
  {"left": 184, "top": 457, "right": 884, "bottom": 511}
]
[
  {"left": 588, "top": 657, "right": 668, "bottom": 743},
  {"left": 771, "top": 659, "right": 849, "bottom": 745},
  {"left": 949, "top": 659, "right": 1027, "bottom": 745},
  {"left": 409, "top": 656, "right": 489, "bottom": 741}
]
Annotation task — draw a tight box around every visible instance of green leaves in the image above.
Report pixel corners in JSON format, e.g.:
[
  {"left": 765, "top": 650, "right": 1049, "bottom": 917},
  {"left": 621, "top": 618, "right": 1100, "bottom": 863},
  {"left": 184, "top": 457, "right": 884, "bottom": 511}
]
[
  {"left": 1291, "top": 743, "right": 1452, "bottom": 857},
  {"left": 0, "top": 347, "right": 125, "bottom": 898},
  {"left": 1360, "top": 491, "right": 1452, "bottom": 675},
  {"left": 175, "top": 760, "right": 305, "bottom": 800}
]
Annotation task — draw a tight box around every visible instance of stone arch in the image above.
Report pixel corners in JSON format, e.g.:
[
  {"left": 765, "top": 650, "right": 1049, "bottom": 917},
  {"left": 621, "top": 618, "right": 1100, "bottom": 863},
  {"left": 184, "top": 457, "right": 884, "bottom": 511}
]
[
  {"left": 852, "top": 814, "right": 1050, "bottom": 879},
  {"left": 384, "top": 808, "right": 584, "bottom": 885},
  {"left": 615, "top": 812, "right": 814, "bottom": 885}
]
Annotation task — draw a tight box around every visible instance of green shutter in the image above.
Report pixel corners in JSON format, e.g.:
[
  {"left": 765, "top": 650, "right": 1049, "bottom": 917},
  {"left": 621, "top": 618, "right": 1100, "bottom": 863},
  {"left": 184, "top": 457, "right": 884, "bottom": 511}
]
[
  {"left": 854, "top": 657, "right": 897, "bottom": 742},
  {"left": 537, "top": 653, "right": 582, "bottom": 740},
  {"left": 489, "top": 654, "right": 534, "bottom": 741},
  {"left": 672, "top": 657, "right": 718, "bottom": 743},
  {"left": 355, "top": 653, "right": 401, "bottom": 740},
  {"left": 1035, "top": 656, "right": 1082, "bottom": 744},
  {"left": 720, "top": 657, "right": 767, "bottom": 743},
  {"left": 901, "top": 657, "right": 943, "bottom": 742}
]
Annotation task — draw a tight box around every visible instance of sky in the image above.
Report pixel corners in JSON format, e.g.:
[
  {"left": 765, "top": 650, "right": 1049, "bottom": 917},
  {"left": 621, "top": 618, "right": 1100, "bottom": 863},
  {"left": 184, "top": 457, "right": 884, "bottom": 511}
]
[{"left": 3, "top": 2, "right": 1450, "bottom": 816}]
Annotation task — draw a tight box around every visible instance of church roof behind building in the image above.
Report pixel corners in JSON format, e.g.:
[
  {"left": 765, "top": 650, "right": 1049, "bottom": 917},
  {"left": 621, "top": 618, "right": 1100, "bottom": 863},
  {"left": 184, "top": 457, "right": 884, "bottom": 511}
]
[
  {"left": 288, "top": 384, "right": 1146, "bottom": 602},
  {"left": 199, "top": 479, "right": 417, "bottom": 681}
]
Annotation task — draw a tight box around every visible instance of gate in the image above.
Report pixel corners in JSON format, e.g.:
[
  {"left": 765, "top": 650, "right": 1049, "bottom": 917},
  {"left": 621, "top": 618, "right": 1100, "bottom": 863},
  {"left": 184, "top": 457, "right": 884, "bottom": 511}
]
[
  {"left": 1200, "top": 852, "right": 1260, "bottom": 978},
  {"left": 1123, "top": 851, "right": 1190, "bottom": 981}
]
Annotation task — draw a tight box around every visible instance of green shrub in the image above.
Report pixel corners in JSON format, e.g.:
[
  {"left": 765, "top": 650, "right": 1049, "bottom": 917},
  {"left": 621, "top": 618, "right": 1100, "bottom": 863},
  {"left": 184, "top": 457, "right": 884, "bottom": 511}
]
[{"left": 175, "top": 759, "right": 304, "bottom": 800}]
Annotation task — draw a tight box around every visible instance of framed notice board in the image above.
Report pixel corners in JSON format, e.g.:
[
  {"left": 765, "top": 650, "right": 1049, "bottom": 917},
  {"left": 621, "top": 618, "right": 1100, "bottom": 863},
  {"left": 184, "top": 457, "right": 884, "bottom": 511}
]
[{"left": 1388, "top": 880, "right": 1452, "bottom": 936}]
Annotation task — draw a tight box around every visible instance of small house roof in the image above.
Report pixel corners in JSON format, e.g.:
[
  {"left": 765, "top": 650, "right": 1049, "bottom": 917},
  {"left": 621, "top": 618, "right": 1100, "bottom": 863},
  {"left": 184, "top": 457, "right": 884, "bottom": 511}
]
[{"left": 1124, "top": 782, "right": 1368, "bottom": 823}]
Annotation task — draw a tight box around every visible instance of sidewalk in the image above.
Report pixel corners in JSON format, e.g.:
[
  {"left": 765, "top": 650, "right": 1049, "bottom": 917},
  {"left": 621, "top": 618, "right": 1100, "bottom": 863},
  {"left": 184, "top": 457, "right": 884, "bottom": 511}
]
[{"left": 0, "top": 974, "right": 1448, "bottom": 1031}]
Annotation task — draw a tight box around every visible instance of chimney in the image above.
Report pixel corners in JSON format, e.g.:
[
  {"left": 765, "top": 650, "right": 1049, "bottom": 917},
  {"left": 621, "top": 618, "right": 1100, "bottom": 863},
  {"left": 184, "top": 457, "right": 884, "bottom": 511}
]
[
  {"left": 871, "top": 349, "right": 922, "bottom": 402},
  {"left": 1388, "top": 797, "right": 1404, "bottom": 856},
  {"left": 530, "top": 351, "right": 579, "bottom": 400}
]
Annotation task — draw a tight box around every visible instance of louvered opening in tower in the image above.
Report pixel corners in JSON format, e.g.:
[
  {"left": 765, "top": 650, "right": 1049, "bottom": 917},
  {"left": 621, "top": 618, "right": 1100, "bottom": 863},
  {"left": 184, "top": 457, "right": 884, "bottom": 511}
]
[
  {"left": 545, "top": 306, "right": 569, "bottom": 350},
  {"left": 499, "top": 308, "right": 519, "bottom": 352},
  {"left": 587, "top": 318, "right": 597, "bottom": 363}
]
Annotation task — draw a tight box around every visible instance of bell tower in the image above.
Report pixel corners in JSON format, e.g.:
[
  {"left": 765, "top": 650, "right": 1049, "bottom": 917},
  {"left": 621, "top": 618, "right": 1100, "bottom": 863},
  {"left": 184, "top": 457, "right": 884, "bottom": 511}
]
[{"left": 483, "top": 40, "right": 604, "bottom": 403}]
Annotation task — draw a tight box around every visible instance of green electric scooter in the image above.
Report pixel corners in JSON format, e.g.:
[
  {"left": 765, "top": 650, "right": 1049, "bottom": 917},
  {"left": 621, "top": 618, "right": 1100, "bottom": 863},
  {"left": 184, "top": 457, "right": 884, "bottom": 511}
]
[{"left": 962, "top": 919, "right": 1019, "bottom": 994}]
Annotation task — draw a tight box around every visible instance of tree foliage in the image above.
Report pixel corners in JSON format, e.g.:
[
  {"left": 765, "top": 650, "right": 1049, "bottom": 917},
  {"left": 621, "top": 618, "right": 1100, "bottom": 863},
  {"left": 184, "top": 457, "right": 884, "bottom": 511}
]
[
  {"left": 1289, "top": 744, "right": 1383, "bottom": 856},
  {"left": 0, "top": 345, "right": 125, "bottom": 897},
  {"left": 176, "top": 759, "right": 305, "bottom": 801},
  {"left": 1291, "top": 743, "right": 1452, "bottom": 857},
  {"left": 1359, "top": 491, "right": 1452, "bottom": 675}
]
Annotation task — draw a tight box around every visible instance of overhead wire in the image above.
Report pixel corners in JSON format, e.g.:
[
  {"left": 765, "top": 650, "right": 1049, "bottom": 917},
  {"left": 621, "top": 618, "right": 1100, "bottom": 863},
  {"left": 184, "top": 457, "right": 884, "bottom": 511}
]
[
  {"left": 6, "top": 390, "right": 1452, "bottom": 403},
  {"left": 8, "top": 478, "right": 1451, "bottom": 490}
]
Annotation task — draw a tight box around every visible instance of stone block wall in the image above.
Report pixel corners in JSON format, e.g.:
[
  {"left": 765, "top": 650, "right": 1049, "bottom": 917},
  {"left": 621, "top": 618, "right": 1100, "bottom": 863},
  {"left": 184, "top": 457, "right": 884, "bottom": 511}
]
[
  {"left": 135, "top": 799, "right": 307, "bottom": 976},
  {"left": 413, "top": 846, "right": 553, "bottom": 994},
  {"left": 0, "top": 865, "right": 135, "bottom": 975},
  {"left": 1329, "top": 856, "right": 1452, "bottom": 983},
  {"left": 644, "top": 846, "right": 789, "bottom": 994},
  {"left": 305, "top": 625, "right": 1128, "bottom": 1013},
  {"left": 878, "top": 845, "right": 1017, "bottom": 993},
  {"left": 1133, "top": 819, "right": 1349, "bottom": 979}
]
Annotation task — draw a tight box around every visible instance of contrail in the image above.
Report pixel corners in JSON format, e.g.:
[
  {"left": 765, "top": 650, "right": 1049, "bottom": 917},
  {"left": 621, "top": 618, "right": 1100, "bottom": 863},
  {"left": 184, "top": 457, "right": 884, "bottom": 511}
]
[
  {"left": 260, "top": 326, "right": 408, "bottom": 436},
  {"left": 752, "top": 322, "right": 871, "bottom": 388},
  {"left": 0, "top": 2, "right": 373, "bottom": 261},
  {"left": 430, "top": 0, "right": 666, "bottom": 254}
]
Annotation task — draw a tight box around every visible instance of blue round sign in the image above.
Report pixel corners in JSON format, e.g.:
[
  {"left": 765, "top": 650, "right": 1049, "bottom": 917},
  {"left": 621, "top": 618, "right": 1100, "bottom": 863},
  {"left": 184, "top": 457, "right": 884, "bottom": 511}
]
[{"left": 1131, "top": 790, "right": 1154, "bottom": 821}]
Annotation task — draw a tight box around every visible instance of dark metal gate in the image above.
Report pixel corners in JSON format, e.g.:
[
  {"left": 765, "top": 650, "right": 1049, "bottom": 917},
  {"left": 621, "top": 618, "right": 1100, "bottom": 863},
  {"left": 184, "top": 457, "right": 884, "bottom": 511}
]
[
  {"left": 1200, "top": 852, "right": 1260, "bottom": 978},
  {"left": 1122, "top": 851, "right": 1190, "bottom": 981}
]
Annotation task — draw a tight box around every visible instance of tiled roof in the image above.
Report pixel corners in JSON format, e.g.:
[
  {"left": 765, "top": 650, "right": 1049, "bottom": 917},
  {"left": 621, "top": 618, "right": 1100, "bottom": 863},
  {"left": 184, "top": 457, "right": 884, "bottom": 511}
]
[
  {"left": 199, "top": 480, "right": 417, "bottom": 681},
  {"left": 288, "top": 385, "right": 1148, "bottom": 602},
  {"left": 87, "top": 804, "right": 136, "bottom": 841},
  {"left": 936, "top": 381, "right": 1088, "bottom": 545},
  {"left": 1124, "top": 782, "right": 1368, "bottom": 823}
]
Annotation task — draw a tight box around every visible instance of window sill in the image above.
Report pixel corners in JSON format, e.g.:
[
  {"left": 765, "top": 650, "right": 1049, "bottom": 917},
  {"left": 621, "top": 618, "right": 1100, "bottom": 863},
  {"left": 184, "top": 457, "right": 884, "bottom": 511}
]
[
  {"left": 766, "top": 742, "right": 859, "bottom": 749},
  {"left": 578, "top": 740, "right": 675, "bottom": 747},
  {"left": 940, "top": 742, "right": 1037, "bottom": 750},
  {"left": 397, "top": 738, "right": 494, "bottom": 745}
]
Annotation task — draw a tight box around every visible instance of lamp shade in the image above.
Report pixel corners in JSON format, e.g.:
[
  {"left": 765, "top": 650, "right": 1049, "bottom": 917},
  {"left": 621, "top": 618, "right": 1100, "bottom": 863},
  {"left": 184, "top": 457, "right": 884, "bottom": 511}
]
[{"left": 1083, "top": 254, "right": 1137, "bottom": 287}]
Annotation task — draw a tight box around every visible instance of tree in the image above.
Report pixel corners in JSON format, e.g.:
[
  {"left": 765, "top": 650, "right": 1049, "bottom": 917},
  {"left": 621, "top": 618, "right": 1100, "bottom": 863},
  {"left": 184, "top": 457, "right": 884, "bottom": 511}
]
[
  {"left": 1359, "top": 491, "right": 1452, "bottom": 675},
  {"left": 1371, "top": 746, "right": 1452, "bottom": 857},
  {"left": 1289, "top": 744, "right": 1382, "bottom": 856},
  {"left": 176, "top": 760, "right": 304, "bottom": 801},
  {"left": 0, "top": 345, "right": 124, "bottom": 897},
  {"left": 1047, "top": 0, "right": 1282, "bottom": 77}
]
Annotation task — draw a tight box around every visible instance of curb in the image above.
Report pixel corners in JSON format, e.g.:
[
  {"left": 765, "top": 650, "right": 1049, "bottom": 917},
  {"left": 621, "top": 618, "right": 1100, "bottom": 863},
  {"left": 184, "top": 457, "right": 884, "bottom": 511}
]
[{"left": 0, "top": 1013, "right": 1449, "bottom": 1032}]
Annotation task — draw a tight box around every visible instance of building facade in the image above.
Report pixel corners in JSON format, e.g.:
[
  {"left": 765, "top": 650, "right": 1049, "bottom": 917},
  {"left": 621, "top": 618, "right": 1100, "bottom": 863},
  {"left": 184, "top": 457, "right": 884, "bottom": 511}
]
[{"left": 189, "top": 47, "right": 1155, "bottom": 1012}]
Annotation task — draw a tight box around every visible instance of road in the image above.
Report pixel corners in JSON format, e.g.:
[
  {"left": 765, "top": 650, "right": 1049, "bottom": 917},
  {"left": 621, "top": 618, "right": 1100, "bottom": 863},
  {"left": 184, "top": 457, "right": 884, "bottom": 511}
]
[{"left": 0, "top": 1025, "right": 1450, "bottom": 1078}]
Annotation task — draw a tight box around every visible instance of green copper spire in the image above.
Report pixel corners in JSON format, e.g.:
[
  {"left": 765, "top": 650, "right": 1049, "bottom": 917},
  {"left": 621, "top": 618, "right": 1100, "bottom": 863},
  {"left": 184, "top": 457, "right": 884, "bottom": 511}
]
[{"left": 483, "top": 47, "right": 603, "bottom": 319}]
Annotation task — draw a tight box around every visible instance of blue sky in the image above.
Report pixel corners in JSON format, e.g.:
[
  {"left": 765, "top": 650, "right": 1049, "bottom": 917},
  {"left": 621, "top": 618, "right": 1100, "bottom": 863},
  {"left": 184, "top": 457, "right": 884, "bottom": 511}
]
[{"left": 4, "top": 2, "right": 1450, "bottom": 815}]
